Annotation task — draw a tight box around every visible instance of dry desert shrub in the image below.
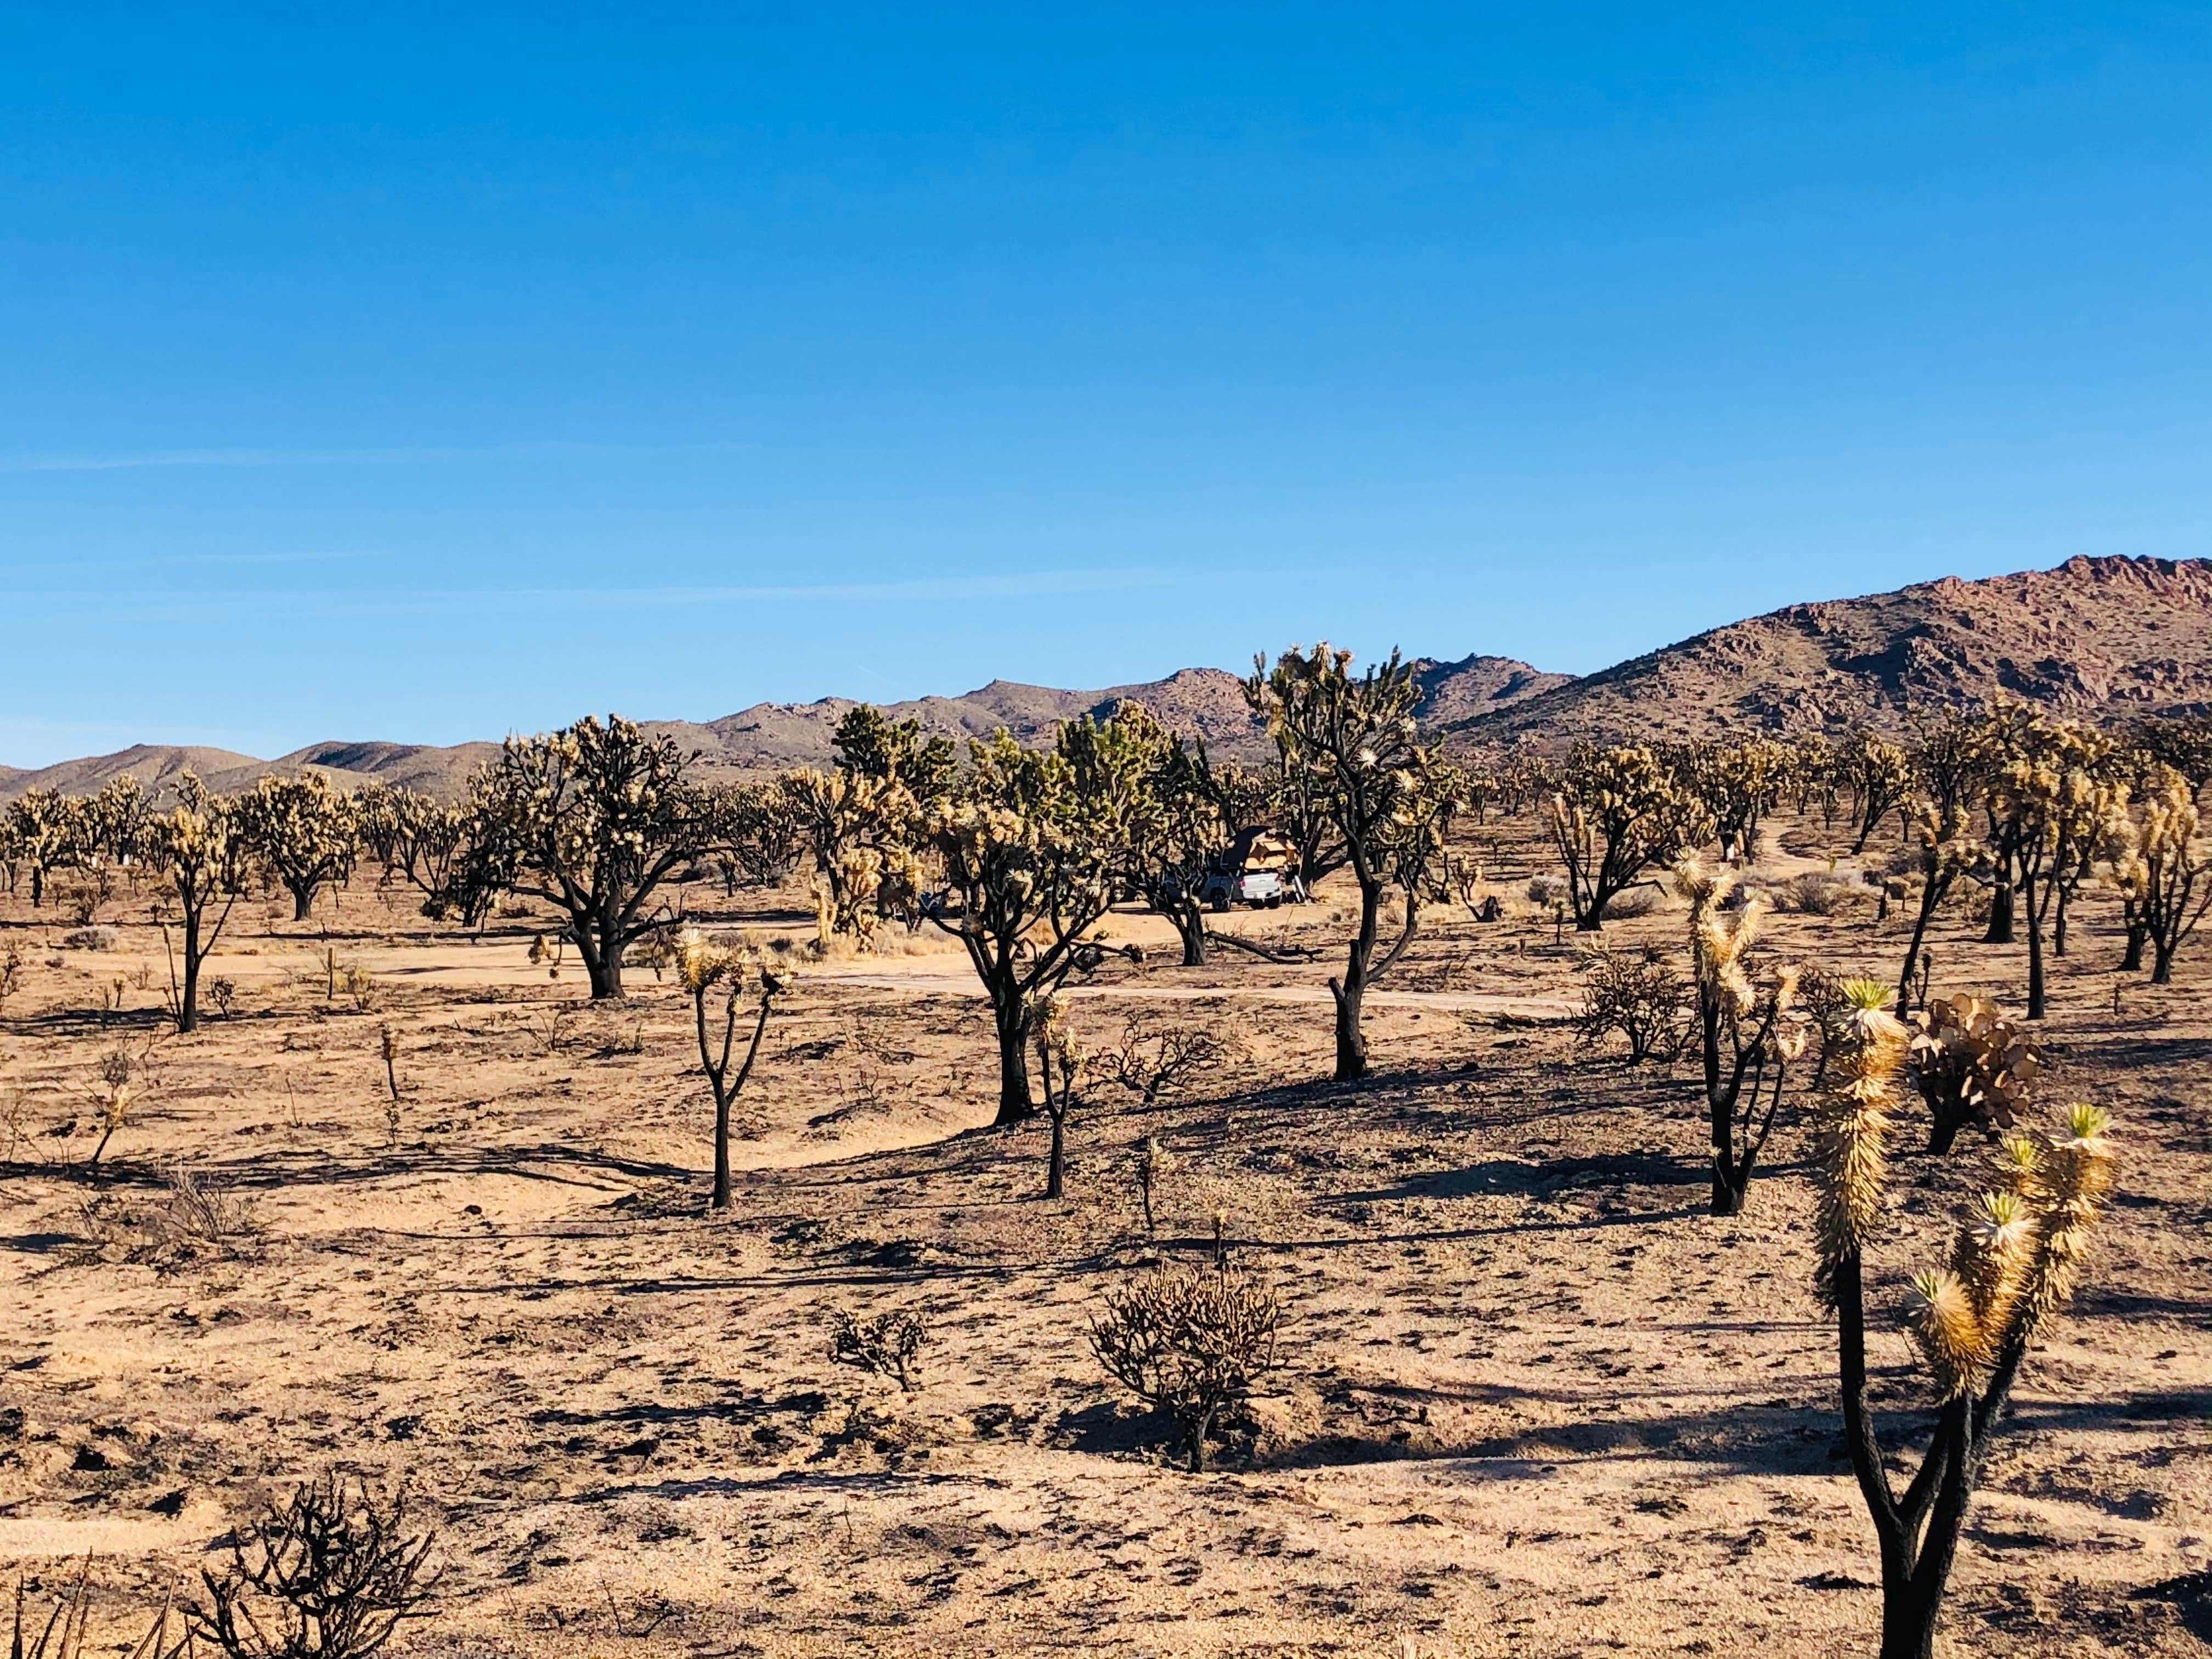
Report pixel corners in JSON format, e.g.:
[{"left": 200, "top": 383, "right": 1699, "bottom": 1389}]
[
  {"left": 1574, "top": 945, "right": 1689, "bottom": 1064},
  {"left": 78, "top": 1164, "right": 263, "bottom": 1267},
  {"left": 829, "top": 1306, "right": 930, "bottom": 1392},
  {"left": 1095, "top": 1016, "right": 1238, "bottom": 1109},
  {"left": 1778, "top": 870, "right": 1860, "bottom": 915},
  {"left": 189, "top": 1471, "right": 442, "bottom": 1659},
  {"left": 1598, "top": 882, "right": 1665, "bottom": 920},
  {"left": 1090, "top": 1262, "right": 1282, "bottom": 1472}
]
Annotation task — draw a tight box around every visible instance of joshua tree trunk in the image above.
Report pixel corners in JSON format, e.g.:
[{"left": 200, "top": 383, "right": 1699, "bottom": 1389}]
[
  {"left": 1163, "top": 891, "right": 1207, "bottom": 967},
  {"left": 2053, "top": 888, "right": 2070, "bottom": 957},
  {"left": 289, "top": 882, "right": 316, "bottom": 923},
  {"left": 991, "top": 988, "right": 1034, "bottom": 1125},
  {"left": 1328, "top": 878, "right": 1383, "bottom": 1081},
  {"left": 573, "top": 906, "right": 627, "bottom": 1000},
  {"left": 1983, "top": 879, "right": 2015, "bottom": 944},
  {"left": 2120, "top": 915, "right": 2146, "bottom": 972},
  {"left": 29, "top": 866, "right": 43, "bottom": 909},
  {"left": 1835, "top": 1248, "right": 1999, "bottom": 1659},
  {"left": 1897, "top": 887, "right": 1943, "bottom": 1016},
  {"left": 179, "top": 907, "right": 204, "bottom": 1034},
  {"left": 2152, "top": 940, "right": 2178, "bottom": 985},
  {"left": 2024, "top": 876, "right": 2049, "bottom": 1020}
]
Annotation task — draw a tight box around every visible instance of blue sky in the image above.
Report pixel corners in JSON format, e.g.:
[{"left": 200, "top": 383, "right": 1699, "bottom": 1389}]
[{"left": 3, "top": 5, "right": 2208, "bottom": 766}]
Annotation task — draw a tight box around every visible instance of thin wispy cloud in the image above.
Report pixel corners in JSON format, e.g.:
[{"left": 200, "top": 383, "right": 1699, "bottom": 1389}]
[
  {"left": 0, "top": 439, "right": 752, "bottom": 475},
  {"left": 8, "top": 549, "right": 371, "bottom": 576},
  {"left": 33, "top": 567, "right": 1215, "bottom": 623}
]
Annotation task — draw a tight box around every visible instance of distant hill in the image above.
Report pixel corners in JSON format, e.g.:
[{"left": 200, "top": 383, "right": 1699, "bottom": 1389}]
[
  {"left": 8, "top": 554, "right": 2203, "bottom": 801},
  {"left": 1452, "top": 555, "right": 2212, "bottom": 747}
]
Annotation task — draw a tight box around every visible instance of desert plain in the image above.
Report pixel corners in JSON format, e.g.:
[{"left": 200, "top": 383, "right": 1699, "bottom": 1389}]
[{"left": 0, "top": 802, "right": 2204, "bottom": 1659}]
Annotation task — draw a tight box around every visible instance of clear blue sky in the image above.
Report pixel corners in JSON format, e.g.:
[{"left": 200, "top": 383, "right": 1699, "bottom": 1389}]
[{"left": 3, "top": 5, "right": 2208, "bottom": 766}]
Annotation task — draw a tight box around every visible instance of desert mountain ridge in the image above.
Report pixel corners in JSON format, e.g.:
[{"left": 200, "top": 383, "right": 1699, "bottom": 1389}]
[
  {"left": 4, "top": 555, "right": 2207, "bottom": 802},
  {"left": 1451, "top": 552, "right": 2212, "bottom": 745}
]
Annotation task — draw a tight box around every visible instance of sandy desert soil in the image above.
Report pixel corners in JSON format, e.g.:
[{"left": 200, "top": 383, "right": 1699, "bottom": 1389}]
[{"left": 0, "top": 811, "right": 2206, "bottom": 1657}]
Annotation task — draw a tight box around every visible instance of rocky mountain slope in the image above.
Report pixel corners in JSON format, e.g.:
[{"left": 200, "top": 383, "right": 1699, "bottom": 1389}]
[
  {"left": 1452, "top": 554, "right": 2212, "bottom": 747},
  {"left": 0, "top": 656, "right": 1562, "bottom": 802},
  {"left": 6, "top": 555, "right": 2207, "bottom": 801}
]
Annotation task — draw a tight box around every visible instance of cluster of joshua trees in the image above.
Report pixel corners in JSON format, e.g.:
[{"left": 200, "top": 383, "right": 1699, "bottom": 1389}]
[{"left": 2, "top": 654, "right": 2183, "bottom": 1658}]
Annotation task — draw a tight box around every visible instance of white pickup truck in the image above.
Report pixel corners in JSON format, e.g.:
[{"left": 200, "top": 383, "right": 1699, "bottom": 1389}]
[{"left": 1198, "top": 867, "right": 1286, "bottom": 911}]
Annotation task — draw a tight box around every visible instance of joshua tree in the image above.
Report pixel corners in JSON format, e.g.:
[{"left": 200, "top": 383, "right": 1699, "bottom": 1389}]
[
  {"left": 785, "top": 766, "right": 921, "bottom": 941},
  {"left": 1811, "top": 977, "right": 2116, "bottom": 1659},
  {"left": 1245, "top": 645, "right": 1461, "bottom": 1080},
  {"left": 1909, "top": 709, "right": 1993, "bottom": 821},
  {"left": 706, "top": 777, "right": 808, "bottom": 895},
  {"left": 233, "top": 772, "right": 360, "bottom": 921},
  {"left": 1688, "top": 738, "right": 1790, "bottom": 864},
  {"left": 141, "top": 775, "right": 239, "bottom": 1034},
  {"left": 1674, "top": 857, "right": 1804, "bottom": 1215},
  {"left": 1986, "top": 719, "right": 2128, "bottom": 1018},
  {"left": 676, "top": 928, "right": 787, "bottom": 1209},
  {"left": 83, "top": 774, "right": 151, "bottom": 889},
  {"left": 1032, "top": 997, "right": 1082, "bottom": 1200},
  {"left": 1060, "top": 702, "right": 1230, "bottom": 968},
  {"left": 1906, "top": 994, "right": 2041, "bottom": 1155},
  {"left": 832, "top": 703, "right": 958, "bottom": 804},
  {"left": 1895, "top": 803, "right": 1973, "bottom": 1014},
  {"left": 472, "top": 716, "right": 710, "bottom": 998},
  {"left": 1492, "top": 751, "right": 1556, "bottom": 817},
  {"left": 2133, "top": 708, "right": 2212, "bottom": 802},
  {"left": 1968, "top": 701, "right": 2043, "bottom": 944},
  {"left": 350, "top": 782, "right": 409, "bottom": 885},
  {"left": 3, "top": 788, "right": 78, "bottom": 909},
  {"left": 924, "top": 731, "right": 1121, "bottom": 1125},
  {"left": 2111, "top": 764, "right": 2212, "bottom": 984},
  {"left": 1786, "top": 734, "right": 1839, "bottom": 820},
  {"left": 1841, "top": 729, "right": 1915, "bottom": 854},
  {"left": 369, "top": 787, "right": 507, "bottom": 926},
  {"left": 1548, "top": 743, "right": 1712, "bottom": 933}
]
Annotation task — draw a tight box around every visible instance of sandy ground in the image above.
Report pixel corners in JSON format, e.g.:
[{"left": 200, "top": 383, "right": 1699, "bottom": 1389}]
[{"left": 0, "top": 811, "right": 2206, "bottom": 1657}]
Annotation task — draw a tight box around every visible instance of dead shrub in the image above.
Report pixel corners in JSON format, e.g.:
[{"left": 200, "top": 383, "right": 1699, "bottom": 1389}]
[
  {"left": 77, "top": 1165, "right": 263, "bottom": 1268},
  {"left": 1090, "top": 1263, "right": 1281, "bottom": 1472},
  {"left": 9, "top": 1563, "right": 193, "bottom": 1658},
  {"left": 189, "top": 1471, "right": 442, "bottom": 1659},
  {"left": 156, "top": 1165, "right": 264, "bottom": 1260},
  {"left": 1598, "top": 883, "right": 1664, "bottom": 921},
  {"left": 1574, "top": 946, "right": 1688, "bottom": 1063},
  {"left": 829, "top": 1306, "right": 929, "bottom": 1392},
  {"left": 1778, "top": 871, "right": 1860, "bottom": 916},
  {"left": 1094, "top": 1017, "right": 1238, "bottom": 1109}
]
